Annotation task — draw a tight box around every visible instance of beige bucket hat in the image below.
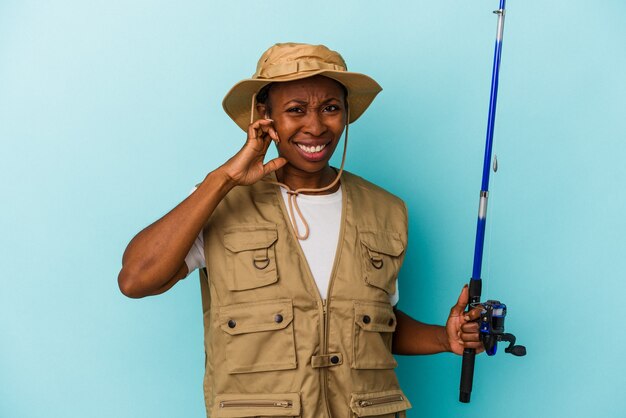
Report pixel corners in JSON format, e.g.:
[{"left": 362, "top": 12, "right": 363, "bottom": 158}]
[{"left": 222, "top": 42, "right": 382, "bottom": 131}]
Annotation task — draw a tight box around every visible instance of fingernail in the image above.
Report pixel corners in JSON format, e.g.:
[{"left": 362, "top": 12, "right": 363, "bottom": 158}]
[{"left": 464, "top": 316, "right": 470, "bottom": 321}]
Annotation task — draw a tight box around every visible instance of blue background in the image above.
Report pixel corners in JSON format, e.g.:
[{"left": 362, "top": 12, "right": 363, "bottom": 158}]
[{"left": 2, "top": 1, "right": 625, "bottom": 417}]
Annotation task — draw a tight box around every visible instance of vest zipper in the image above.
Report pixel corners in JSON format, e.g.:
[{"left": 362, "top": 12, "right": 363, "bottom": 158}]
[
  {"left": 321, "top": 176, "right": 347, "bottom": 417},
  {"left": 219, "top": 399, "right": 293, "bottom": 409},
  {"left": 321, "top": 298, "right": 330, "bottom": 416},
  {"left": 272, "top": 176, "right": 348, "bottom": 418},
  {"left": 357, "top": 394, "right": 405, "bottom": 408}
]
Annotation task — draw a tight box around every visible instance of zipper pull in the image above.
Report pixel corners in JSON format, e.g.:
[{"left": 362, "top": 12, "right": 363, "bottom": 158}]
[
  {"left": 322, "top": 299, "right": 327, "bottom": 315},
  {"left": 274, "top": 401, "right": 292, "bottom": 408}
]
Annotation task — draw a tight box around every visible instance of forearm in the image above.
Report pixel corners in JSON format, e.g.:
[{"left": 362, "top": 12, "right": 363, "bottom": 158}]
[
  {"left": 392, "top": 309, "right": 451, "bottom": 355},
  {"left": 118, "top": 168, "right": 234, "bottom": 298}
]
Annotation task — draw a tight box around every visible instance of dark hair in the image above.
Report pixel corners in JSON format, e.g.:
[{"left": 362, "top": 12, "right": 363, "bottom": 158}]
[
  {"left": 256, "top": 83, "right": 273, "bottom": 105},
  {"left": 255, "top": 83, "right": 274, "bottom": 115}
]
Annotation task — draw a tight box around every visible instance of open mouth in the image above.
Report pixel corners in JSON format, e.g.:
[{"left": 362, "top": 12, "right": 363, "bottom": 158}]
[{"left": 296, "top": 143, "right": 327, "bottom": 154}]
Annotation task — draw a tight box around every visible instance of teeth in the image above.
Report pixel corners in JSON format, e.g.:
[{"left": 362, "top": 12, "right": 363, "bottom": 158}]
[{"left": 297, "top": 143, "right": 326, "bottom": 153}]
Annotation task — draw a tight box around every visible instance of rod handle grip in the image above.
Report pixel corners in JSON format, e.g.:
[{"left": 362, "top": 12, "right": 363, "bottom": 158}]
[{"left": 459, "top": 347, "right": 476, "bottom": 403}]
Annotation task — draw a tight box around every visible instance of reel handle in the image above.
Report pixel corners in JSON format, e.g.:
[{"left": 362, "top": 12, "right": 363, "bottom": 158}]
[{"left": 500, "top": 332, "right": 527, "bottom": 356}]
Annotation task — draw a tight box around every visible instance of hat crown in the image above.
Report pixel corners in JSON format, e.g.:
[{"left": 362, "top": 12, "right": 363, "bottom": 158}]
[{"left": 253, "top": 43, "right": 347, "bottom": 80}]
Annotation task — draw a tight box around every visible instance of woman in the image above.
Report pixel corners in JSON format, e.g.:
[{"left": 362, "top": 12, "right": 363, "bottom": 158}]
[{"left": 118, "top": 43, "right": 482, "bottom": 418}]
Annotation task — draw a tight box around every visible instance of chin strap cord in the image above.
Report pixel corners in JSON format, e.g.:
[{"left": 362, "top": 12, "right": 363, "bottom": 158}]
[
  {"left": 271, "top": 121, "right": 348, "bottom": 240},
  {"left": 249, "top": 94, "right": 350, "bottom": 240}
]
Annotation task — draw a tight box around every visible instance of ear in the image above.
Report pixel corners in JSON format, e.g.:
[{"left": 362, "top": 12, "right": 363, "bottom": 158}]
[{"left": 256, "top": 103, "right": 269, "bottom": 119}]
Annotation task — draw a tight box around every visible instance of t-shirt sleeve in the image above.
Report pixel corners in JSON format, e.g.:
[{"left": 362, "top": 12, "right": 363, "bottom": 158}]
[
  {"left": 184, "top": 230, "right": 206, "bottom": 276},
  {"left": 183, "top": 186, "right": 207, "bottom": 277},
  {"left": 390, "top": 278, "right": 400, "bottom": 307}
]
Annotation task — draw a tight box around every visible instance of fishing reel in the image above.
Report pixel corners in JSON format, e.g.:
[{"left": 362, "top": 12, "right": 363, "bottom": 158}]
[{"left": 472, "top": 300, "right": 526, "bottom": 357}]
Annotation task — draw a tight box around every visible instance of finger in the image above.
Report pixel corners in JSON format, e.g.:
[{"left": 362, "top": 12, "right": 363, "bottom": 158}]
[
  {"left": 258, "top": 119, "right": 280, "bottom": 143},
  {"left": 450, "top": 284, "right": 469, "bottom": 316},
  {"left": 247, "top": 119, "right": 275, "bottom": 141},
  {"left": 270, "top": 127, "right": 280, "bottom": 143},
  {"left": 246, "top": 125, "right": 275, "bottom": 156},
  {"left": 247, "top": 123, "right": 260, "bottom": 141},
  {"left": 459, "top": 331, "right": 481, "bottom": 343},
  {"left": 263, "top": 157, "right": 288, "bottom": 175},
  {"left": 464, "top": 306, "right": 483, "bottom": 322},
  {"left": 250, "top": 118, "right": 274, "bottom": 128},
  {"left": 461, "top": 322, "right": 479, "bottom": 333},
  {"left": 257, "top": 123, "right": 279, "bottom": 144}
]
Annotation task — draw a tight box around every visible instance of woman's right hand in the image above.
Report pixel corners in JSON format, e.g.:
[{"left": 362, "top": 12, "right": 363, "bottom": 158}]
[
  {"left": 119, "top": 118, "right": 287, "bottom": 298},
  {"left": 220, "top": 118, "right": 288, "bottom": 186}
]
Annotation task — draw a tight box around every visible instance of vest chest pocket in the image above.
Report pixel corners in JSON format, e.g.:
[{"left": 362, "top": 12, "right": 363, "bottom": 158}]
[
  {"left": 219, "top": 299, "right": 297, "bottom": 374},
  {"left": 223, "top": 225, "right": 279, "bottom": 291},
  {"left": 358, "top": 230, "right": 405, "bottom": 295},
  {"left": 352, "top": 302, "right": 397, "bottom": 370}
]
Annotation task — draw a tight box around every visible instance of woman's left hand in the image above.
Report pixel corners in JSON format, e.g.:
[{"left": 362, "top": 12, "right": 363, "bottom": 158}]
[{"left": 445, "top": 285, "right": 485, "bottom": 355}]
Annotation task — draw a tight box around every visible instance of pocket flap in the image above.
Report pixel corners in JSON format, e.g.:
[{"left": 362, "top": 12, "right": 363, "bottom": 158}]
[
  {"left": 224, "top": 225, "right": 278, "bottom": 252},
  {"left": 220, "top": 299, "right": 293, "bottom": 336},
  {"left": 214, "top": 392, "right": 301, "bottom": 417},
  {"left": 354, "top": 302, "right": 397, "bottom": 333},
  {"left": 359, "top": 230, "right": 405, "bottom": 256},
  {"left": 350, "top": 389, "right": 411, "bottom": 417}
]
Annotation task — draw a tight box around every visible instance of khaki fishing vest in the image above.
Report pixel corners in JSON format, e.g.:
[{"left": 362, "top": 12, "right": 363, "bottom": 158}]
[{"left": 199, "top": 171, "right": 412, "bottom": 418}]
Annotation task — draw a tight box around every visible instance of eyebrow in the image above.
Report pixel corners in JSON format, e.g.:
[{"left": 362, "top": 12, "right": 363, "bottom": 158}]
[{"left": 282, "top": 97, "right": 343, "bottom": 106}]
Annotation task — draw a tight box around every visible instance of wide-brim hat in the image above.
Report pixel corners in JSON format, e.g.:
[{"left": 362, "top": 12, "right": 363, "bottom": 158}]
[{"left": 222, "top": 42, "right": 382, "bottom": 131}]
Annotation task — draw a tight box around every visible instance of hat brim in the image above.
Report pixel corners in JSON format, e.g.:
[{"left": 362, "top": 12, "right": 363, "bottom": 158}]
[{"left": 222, "top": 70, "right": 382, "bottom": 131}]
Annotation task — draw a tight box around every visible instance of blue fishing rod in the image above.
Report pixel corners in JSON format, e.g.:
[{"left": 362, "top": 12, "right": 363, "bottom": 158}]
[{"left": 459, "top": 0, "right": 526, "bottom": 403}]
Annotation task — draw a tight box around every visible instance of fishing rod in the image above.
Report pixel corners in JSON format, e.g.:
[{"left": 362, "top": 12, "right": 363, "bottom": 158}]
[{"left": 459, "top": 0, "right": 526, "bottom": 403}]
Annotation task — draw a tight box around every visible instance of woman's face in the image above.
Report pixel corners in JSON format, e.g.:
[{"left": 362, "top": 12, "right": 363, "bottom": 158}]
[{"left": 257, "top": 75, "right": 347, "bottom": 176}]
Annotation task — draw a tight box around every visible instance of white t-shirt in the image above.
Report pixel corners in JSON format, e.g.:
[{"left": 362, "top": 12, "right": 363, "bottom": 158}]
[{"left": 184, "top": 185, "right": 399, "bottom": 305}]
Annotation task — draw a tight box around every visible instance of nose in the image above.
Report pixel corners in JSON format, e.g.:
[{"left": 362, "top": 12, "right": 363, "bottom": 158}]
[{"left": 302, "top": 112, "right": 327, "bottom": 137}]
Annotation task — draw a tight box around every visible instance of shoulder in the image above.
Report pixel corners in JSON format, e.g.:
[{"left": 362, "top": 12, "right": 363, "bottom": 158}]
[
  {"left": 342, "top": 170, "right": 406, "bottom": 209},
  {"left": 343, "top": 170, "right": 408, "bottom": 245}
]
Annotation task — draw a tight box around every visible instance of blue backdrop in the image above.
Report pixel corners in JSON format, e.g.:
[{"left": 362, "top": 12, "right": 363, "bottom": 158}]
[{"left": 2, "top": 1, "right": 625, "bottom": 417}]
